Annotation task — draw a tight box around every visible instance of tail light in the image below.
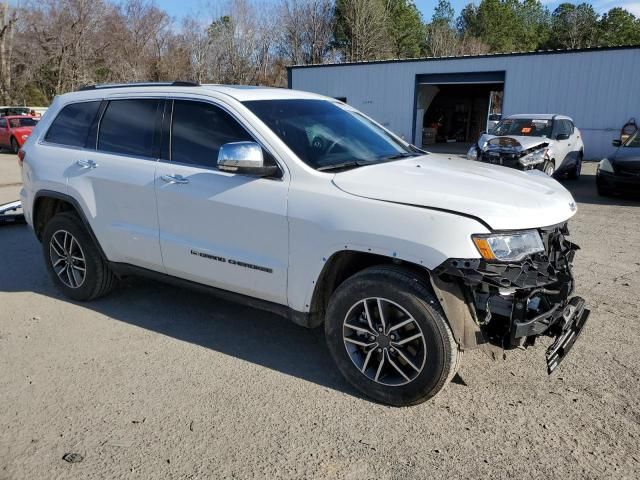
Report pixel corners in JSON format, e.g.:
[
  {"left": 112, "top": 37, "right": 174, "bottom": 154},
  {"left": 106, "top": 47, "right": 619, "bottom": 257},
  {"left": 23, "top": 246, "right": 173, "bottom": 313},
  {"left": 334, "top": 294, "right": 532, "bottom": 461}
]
[{"left": 17, "top": 149, "right": 26, "bottom": 167}]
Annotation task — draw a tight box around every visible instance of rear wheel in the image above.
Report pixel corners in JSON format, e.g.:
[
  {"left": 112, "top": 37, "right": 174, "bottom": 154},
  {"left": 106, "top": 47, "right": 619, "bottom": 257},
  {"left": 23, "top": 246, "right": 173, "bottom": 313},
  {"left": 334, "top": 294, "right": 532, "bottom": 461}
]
[
  {"left": 42, "top": 212, "right": 118, "bottom": 301},
  {"left": 325, "top": 265, "right": 459, "bottom": 406},
  {"left": 10, "top": 137, "right": 18, "bottom": 154}
]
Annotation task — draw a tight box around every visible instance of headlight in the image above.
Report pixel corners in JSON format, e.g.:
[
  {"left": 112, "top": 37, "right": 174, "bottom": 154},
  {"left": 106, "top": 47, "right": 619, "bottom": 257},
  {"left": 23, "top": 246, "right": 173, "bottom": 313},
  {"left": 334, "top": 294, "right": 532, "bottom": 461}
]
[
  {"left": 467, "top": 145, "right": 478, "bottom": 161},
  {"left": 21, "top": 135, "right": 29, "bottom": 140},
  {"left": 472, "top": 230, "right": 544, "bottom": 262},
  {"left": 598, "top": 157, "right": 614, "bottom": 173},
  {"left": 519, "top": 149, "right": 546, "bottom": 167}
]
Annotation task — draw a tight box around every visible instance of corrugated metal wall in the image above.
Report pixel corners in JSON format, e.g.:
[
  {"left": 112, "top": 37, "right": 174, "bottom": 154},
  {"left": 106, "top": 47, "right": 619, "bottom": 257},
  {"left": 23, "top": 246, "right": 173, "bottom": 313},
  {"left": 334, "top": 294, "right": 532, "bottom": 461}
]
[{"left": 290, "top": 48, "right": 640, "bottom": 159}]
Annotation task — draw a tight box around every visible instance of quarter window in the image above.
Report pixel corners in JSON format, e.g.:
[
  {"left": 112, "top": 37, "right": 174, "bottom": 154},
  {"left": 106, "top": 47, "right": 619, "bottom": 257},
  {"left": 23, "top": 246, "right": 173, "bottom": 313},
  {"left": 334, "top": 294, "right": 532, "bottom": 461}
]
[
  {"left": 45, "top": 101, "right": 101, "bottom": 147},
  {"left": 170, "top": 100, "right": 253, "bottom": 168},
  {"left": 98, "top": 99, "right": 161, "bottom": 157}
]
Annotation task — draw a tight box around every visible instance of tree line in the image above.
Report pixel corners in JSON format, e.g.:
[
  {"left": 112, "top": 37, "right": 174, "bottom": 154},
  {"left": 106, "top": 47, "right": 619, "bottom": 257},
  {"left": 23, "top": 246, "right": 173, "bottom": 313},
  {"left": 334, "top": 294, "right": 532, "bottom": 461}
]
[{"left": 0, "top": 0, "right": 638, "bottom": 105}]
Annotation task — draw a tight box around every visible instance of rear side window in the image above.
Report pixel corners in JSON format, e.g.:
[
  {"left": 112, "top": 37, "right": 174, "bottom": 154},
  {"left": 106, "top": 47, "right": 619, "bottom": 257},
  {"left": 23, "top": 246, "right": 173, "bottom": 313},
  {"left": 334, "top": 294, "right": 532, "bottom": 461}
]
[
  {"left": 45, "top": 101, "right": 101, "bottom": 147},
  {"left": 98, "top": 99, "right": 161, "bottom": 157},
  {"left": 170, "top": 100, "right": 253, "bottom": 168}
]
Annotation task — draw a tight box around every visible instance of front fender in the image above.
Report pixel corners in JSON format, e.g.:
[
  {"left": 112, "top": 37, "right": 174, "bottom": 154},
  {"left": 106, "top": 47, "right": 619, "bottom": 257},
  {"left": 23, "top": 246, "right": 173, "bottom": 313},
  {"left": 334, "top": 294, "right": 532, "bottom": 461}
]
[{"left": 286, "top": 187, "right": 488, "bottom": 313}]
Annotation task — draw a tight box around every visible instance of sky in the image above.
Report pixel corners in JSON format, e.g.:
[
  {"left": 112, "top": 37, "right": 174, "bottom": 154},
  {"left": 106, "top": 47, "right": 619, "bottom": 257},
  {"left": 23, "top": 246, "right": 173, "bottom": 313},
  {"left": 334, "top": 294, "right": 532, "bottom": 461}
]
[{"left": 154, "top": 0, "right": 640, "bottom": 23}]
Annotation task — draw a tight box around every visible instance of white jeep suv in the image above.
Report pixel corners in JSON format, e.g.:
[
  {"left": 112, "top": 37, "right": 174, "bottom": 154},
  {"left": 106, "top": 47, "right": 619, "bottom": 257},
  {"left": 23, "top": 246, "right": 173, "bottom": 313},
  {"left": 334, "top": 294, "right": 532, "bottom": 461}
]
[
  {"left": 19, "top": 83, "right": 589, "bottom": 406},
  {"left": 467, "top": 114, "right": 584, "bottom": 178}
]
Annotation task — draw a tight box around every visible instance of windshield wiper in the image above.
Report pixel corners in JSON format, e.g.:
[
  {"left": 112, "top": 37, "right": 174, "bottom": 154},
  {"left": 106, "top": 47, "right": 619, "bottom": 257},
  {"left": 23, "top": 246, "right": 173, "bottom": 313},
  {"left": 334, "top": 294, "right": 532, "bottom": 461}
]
[
  {"left": 317, "top": 160, "right": 373, "bottom": 172},
  {"left": 317, "top": 153, "right": 420, "bottom": 172},
  {"left": 379, "top": 152, "right": 421, "bottom": 161}
]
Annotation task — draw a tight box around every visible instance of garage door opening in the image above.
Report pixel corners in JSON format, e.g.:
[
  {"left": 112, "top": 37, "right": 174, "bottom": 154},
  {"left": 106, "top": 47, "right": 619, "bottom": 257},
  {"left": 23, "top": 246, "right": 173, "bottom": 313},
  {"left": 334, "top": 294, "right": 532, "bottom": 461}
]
[{"left": 414, "top": 71, "right": 504, "bottom": 152}]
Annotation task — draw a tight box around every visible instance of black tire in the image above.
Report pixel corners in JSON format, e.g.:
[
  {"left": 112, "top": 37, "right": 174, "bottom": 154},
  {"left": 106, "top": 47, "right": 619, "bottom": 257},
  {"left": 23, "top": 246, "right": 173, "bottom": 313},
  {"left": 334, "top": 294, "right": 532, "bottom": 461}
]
[
  {"left": 568, "top": 152, "right": 582, "bottom": 180},
  {"left": 542, "top": 159, "right": 556, "bottom": 177},
  {"left": 596, "top": 182, "right": 612, "bottom": 197},
  {"left": 42, "top": 211, "right": 117, "bottom": 301},
  {"left": 10, "top": 137, "right": 19, "bottom": 154},
  {"left": 325, "top": 265, "right": 459, "bottom": 406}
]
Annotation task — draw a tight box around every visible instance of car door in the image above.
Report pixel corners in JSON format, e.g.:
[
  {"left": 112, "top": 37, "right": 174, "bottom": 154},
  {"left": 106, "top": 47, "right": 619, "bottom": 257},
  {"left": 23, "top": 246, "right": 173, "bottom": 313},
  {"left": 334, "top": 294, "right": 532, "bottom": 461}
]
[
  {"left": 552, "top": 120, "right": 573, "bottom": 170},
  {"left": 0, "top": 118, "right": 8, "bottom": 147},
  {"left": 65, "top": 97, "right": 164, "bottom": 271},
  {"left": 155, "top": 98, "right": 289, "bottom": 305}
]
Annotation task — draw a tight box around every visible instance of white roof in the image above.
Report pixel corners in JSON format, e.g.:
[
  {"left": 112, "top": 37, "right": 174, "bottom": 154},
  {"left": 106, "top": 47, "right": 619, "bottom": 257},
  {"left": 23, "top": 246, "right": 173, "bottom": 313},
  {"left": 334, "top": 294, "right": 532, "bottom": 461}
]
[
  {"left": 57, "top": 84, "right": 329, "bottom": 103},
  {"left": 506, "top": 113, "right": 573, "bottom": 121}
]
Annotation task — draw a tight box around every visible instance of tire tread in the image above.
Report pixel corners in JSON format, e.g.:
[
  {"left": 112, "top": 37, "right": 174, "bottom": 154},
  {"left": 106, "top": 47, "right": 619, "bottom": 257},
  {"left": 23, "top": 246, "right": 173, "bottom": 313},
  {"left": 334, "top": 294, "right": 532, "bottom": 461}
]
[{"left": 327, "top": 264, "right": 461, "bottom": 406}]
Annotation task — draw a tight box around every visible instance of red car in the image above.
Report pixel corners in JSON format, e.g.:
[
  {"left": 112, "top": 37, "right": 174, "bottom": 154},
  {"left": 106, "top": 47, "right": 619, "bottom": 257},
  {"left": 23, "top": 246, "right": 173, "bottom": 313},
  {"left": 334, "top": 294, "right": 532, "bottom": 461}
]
[{"left": 0, "top": 116, "right": 39, "bottom": 153}]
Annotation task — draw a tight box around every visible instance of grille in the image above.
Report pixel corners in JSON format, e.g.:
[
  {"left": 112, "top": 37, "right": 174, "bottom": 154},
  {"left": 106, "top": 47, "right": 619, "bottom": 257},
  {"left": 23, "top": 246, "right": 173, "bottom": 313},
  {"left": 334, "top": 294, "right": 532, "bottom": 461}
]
[{"left": 479, "top": 151, "right": 521, "bottom": 168}]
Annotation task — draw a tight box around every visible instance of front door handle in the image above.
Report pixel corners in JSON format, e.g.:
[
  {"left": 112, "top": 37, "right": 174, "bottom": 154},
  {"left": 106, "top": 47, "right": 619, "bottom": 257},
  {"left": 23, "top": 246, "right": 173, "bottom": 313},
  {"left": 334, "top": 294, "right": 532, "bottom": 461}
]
[
  {"left": 161, "top": 174, "right": 189, "bottom": 185},
  {"left": 77, "top": 159, "right": 98, "bottom": 169}
]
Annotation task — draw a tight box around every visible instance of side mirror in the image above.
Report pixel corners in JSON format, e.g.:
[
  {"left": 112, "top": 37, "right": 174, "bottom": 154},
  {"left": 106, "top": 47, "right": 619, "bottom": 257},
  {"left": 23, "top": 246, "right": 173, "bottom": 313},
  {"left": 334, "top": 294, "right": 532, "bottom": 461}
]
[
  {"left": 612, "top": 139, "right": 622, "bottom": 147},
  {"left": 555, "top": 133, "right": 570, "bottom": 141},
  {"left": 217, "top": 141, "right": 278, "bottom": 177}
]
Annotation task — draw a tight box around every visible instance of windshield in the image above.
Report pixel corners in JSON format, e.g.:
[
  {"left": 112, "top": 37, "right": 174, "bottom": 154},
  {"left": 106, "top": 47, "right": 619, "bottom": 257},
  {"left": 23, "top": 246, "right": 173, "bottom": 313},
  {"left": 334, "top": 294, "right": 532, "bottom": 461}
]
[
  {"left": 490, "top": 118, "right": 553, "bottom": 138},
  {"left": 243, "top": 99, "right": 414, "bottom": 170},
  {"left": 8, "top": 117, "right": 38, "bottom": 128}
]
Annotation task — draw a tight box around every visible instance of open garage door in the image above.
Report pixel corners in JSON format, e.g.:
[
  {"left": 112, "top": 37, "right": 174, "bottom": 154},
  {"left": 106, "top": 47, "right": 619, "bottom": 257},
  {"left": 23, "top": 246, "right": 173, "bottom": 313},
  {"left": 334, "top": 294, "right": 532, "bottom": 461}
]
[{"left": 414, "top": 71, "right": 504, "bottom": 151}]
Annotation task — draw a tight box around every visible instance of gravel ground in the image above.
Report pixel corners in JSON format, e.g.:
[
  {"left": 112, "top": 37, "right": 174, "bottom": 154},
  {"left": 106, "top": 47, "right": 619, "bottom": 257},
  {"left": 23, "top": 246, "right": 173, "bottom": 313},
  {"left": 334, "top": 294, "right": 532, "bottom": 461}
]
[{"left": 1, "top": 155, "right": 639, "bottom": 479}]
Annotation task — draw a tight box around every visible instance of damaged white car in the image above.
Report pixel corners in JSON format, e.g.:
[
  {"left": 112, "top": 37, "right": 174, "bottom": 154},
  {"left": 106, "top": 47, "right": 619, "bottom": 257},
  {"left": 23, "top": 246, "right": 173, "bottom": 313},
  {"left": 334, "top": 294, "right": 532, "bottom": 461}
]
[
  {"left": 20, "top": 85, "right": 589, "bottom": 406},
  {"left": 467, "top": 114, "right": 584, "bottom": 179}
]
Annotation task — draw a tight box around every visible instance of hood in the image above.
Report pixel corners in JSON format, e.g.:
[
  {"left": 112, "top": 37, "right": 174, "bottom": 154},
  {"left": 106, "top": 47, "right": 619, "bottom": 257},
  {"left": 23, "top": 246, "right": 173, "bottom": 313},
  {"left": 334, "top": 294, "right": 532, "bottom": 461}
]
[
  {"left": 332, "top": 155, "right": 577, "bottom": 231},
  {"left": 479, "top": 133, "right": 549, "bottom": 151}
]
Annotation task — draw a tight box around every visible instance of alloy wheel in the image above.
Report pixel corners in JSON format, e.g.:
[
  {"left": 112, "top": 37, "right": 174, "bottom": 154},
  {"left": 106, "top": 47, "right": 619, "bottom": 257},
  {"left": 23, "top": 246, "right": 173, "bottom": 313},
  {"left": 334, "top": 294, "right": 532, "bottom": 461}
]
[
  {"left": 544, "top": 162, "right": 555, "bottom": 176},
  {"left": 49, "top": 229, "right": 87, "bottom": 288},
  {"left": 342, "top": 297, "right": 427, "bottom": 386}
]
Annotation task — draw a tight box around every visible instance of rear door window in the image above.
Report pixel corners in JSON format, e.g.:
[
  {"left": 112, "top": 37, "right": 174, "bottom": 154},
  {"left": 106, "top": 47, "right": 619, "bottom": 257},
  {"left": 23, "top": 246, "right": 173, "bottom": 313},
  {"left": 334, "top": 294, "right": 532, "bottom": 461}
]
[
  {"left": 98, "top": 99, "right": 161, "bottom": 157},
  {"left": 45, "top": 101, "right": 102, "bottom": 147},
  {"left": 170, "top": 100, "right": 254, "bottom": 168}
]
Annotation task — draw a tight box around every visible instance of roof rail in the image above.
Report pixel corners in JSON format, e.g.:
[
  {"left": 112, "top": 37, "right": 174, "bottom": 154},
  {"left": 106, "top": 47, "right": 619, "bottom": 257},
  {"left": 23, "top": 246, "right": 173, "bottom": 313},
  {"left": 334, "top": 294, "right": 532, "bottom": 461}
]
[{"left": 78, "top": 81, "right": 200, "bottom": 91}]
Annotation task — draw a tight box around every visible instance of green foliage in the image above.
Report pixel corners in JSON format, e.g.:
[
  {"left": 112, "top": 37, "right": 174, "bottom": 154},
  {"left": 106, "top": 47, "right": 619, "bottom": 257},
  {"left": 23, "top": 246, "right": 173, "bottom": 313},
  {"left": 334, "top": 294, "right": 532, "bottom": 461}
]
[
  {"left": 599, "top": 8, "right": 640, "bottom": 46},
  {"left": 432, "top": 0, "right": 455, "bottom": 26},
  {"left": 12, "top": 83, "right": 48, "bottom": 106},
  {"left": 458, "top": 0, "right": 549, "bottom": 52},
  {"left": 387, "top": 0, "right": 425, "bottom": 58},
  {"left": 546, "top": 3, "right": 599, "bottom": 49},
  {"left": 334, "top": 0, "right": 425, "bottom": 59}
]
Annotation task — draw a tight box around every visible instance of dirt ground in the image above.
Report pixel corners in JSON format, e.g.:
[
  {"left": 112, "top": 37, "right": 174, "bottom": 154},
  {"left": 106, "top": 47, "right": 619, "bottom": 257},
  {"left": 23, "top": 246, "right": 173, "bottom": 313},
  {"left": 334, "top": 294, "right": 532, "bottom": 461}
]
[{"left": 1, "top": 154, "right": 639, "bottom": 479}]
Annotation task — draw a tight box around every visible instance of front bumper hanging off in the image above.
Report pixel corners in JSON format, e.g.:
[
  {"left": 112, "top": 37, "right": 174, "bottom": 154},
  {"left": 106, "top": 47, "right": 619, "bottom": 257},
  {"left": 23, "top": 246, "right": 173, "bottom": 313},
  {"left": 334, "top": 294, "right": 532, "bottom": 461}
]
[
  {"left": 434, "top": 223, "right": 589, "bottom": 374},
  {"left": 543, "top": 297, "right": 590, "bottom": 374}
]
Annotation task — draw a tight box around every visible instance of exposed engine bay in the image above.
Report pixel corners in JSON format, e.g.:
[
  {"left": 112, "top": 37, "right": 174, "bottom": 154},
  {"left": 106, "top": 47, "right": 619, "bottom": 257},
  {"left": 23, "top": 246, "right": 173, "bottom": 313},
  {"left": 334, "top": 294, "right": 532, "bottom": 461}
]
[
  {"left": 477, "top": 136, "right": 549, "bottom": 171},
  {"left": 434, "top": 223, "right": 590, "bottom": 373}
]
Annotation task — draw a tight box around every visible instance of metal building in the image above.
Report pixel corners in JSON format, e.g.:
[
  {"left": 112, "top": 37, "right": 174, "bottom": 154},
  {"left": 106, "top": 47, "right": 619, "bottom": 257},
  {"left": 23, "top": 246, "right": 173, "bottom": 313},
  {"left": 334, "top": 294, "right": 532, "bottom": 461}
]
[{"left": 288, "top": 46, "right": 640, "bottom": 159}]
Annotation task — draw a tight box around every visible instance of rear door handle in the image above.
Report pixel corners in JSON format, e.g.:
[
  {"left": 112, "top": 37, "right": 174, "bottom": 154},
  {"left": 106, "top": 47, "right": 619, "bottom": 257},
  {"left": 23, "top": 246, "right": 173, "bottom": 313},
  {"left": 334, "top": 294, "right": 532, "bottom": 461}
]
[
  {"left": 161, "top": 174, "right": 189, "bottom": 185},
  {"left": 77, "top": 159, "right": 98, "bottom": 169}
]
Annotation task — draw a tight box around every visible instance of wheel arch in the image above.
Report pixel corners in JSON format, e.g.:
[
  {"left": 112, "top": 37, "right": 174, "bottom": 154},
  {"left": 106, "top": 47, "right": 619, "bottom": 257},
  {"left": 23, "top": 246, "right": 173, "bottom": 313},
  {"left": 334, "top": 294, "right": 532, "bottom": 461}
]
[
  {"left": 33, "top": 190, "right": 107, "bottom": 260},
  {"left": 307, "top": 250, "right": 480, "bottom": 349}
]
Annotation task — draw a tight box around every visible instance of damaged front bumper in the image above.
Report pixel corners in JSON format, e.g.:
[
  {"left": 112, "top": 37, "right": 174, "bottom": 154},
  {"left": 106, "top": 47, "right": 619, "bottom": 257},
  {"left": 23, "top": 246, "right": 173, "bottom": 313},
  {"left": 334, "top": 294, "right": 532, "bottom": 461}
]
[{"left": 433, "top": 223, "right": 589, "bottom": 374}]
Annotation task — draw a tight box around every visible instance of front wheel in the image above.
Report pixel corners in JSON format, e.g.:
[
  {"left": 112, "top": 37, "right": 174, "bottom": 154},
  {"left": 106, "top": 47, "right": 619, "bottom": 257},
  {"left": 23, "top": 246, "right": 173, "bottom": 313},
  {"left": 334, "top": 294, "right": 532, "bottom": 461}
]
[
  {"left": 542, "top": 160, "right": 556, "bottom": 177},
  {"left": 10, "top": 137, "right": 19, "bottom": 154},
  {"left": 325, "top": 265, "right": 460, "bottom": 406}
]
